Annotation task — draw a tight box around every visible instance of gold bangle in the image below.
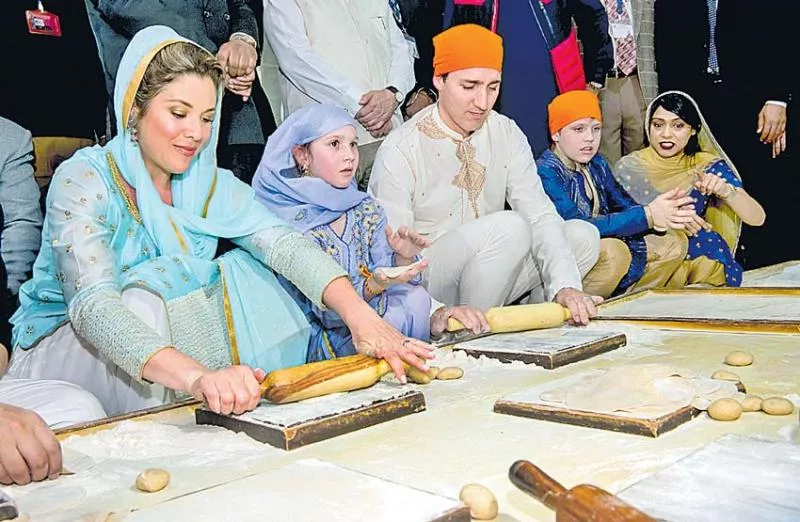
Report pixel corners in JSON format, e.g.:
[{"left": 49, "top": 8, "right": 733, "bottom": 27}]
[
  {"left": 720, "top": 184, "right": 738, "bottom": 200},
  {"left": 365, "top": 275, "right": 385, "bottom": 297}
]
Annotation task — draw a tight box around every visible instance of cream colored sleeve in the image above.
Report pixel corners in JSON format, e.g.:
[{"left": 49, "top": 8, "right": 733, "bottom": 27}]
[
  {"left": 504, "top": 122, "right": 582, "bottom": 299},
  {"left": 367, "top": 141, "right": 417, "bottom": 230}
]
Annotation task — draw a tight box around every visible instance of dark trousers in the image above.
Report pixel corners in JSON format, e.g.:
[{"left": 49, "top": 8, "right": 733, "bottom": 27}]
[{"left": 217, "top": 143, "right": 264, "bottom": 186}]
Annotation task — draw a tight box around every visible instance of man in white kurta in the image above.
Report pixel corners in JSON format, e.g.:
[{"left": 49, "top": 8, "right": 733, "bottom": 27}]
[
  {"left": 264, "top": 0, "right": 415, "bottom": 185},
  {"left": 368, "top": 24, "right": 603, "bottom": 323}
]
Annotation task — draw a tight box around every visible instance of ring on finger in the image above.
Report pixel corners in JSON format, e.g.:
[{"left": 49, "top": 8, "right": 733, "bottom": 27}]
[{"left": 402, "top": 338, "right": 412, "bottom": 348}]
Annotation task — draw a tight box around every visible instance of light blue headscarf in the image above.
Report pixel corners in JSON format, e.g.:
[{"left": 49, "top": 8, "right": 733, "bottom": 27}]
[
  {"left": 252, "top": 104, "right": 368, "bottom": 233},
  {"left": 69, "top": 25, "right": 285, "bottom": 258}
]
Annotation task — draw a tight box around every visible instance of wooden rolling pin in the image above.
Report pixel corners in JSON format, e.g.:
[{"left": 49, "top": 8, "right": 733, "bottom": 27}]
[
  {"left": 509, "top": 460, "right": 655, "bottom": 522},
  {"left": 260, "top": 354, "right": 391, "bottom": 404},
  {"left": 447, "top": 303, "right": 570, "bottom": 333}
]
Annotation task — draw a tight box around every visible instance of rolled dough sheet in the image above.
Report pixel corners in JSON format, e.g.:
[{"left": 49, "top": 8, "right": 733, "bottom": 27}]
[
  {"left": 123, "top": 458, "right": 466, "bottom": 521},
  {"left": 599, "top": 293, "right": 800, "bottom": 322},
  {"left": 380, "top": 259, "right": 427, "bottom": 279},
  {"left": 509, "top": 364, "right": 740, "bottom": 419},
  {"left": 618, "top": 434, "right": 800, "bottom": 521},
  {"left": 455, "top": 326, "right": 624, "bottom": 356}
]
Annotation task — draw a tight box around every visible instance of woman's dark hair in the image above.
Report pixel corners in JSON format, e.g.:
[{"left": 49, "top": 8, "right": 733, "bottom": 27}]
[{"left": 647, "top": 92, "right": 702, "bottom": 156}]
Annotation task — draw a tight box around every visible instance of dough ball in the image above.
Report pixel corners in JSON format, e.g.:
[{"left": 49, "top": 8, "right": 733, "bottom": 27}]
[
  {"left": 762, "top": 397, "right": 794, "bottom": 416},
  {"left": 707, "top": 398, "right": 742, "bottom": 421},
  {"left": 427, "top": 367, "right": 440, "bottom": 380},
  {"left": 135, "top": 468, "right": 170, "bottom": 492},
  {"left": 711, "top": 370, "right": 740, "bottom": 382},
  {"left": 459, "top": 483, "right": 498, "bottom": 520},
  {"left": 740, "top": 394, "right": 762, "bottom": 412},
  {"left": 724, "top": 351, "right": 754, "bottom": 367},
  {"left": 436, "top": 367, "right": 464, "bottom": 380},
  {"left": 406, "top": 366, "right": 432, "bottom": 385}
]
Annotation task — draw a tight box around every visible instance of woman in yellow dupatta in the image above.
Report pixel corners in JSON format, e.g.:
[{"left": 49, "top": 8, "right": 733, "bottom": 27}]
[{"left": 615, "top": 91, "right": 765, "bottom": 287}]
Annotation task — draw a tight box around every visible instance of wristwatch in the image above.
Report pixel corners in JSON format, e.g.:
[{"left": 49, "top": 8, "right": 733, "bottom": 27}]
[{"left": 386, "top": 86, "right": 404, "bottom": 105}]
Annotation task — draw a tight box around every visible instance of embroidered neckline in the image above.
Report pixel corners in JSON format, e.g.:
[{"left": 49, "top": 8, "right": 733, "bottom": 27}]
[
  {"left": 416, "top": 113, "right": 486, "bottom": 221},
  {"left": 106, "top": 152, "right": 142, "bottom": 223}
]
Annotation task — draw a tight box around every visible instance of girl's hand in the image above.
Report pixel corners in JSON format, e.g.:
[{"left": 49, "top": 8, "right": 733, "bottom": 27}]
[{"left": 385, "top": 225, "right": 429, "bottom": 261}]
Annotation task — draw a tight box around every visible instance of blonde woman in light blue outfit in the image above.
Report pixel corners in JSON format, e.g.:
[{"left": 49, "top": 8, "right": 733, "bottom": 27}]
[{"left": 8, "top": 26, "right": 433, "bottom": 417}]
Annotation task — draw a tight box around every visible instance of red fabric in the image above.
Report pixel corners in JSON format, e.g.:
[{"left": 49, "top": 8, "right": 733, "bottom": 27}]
[{"left": 549, "top": 28, "right": 586, "bottom": 93}]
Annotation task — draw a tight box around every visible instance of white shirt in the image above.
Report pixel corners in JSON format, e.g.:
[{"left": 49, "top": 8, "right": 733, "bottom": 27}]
[
  {"left": 264, "top": 0, "right": 415, "bottom": 144},
  {"left": 368, "top": 104, "right": 583, "bottom": 299}
]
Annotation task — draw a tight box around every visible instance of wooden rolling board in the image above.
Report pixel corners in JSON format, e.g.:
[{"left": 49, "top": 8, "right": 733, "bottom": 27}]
[
  {"left": 451, "top": 327, "right": 626, "bottom": 369},
  {"left": 596, "top": 288, "right": 800, "bottom": 334},
  {"left": 123, "top": 458, "right": 470, "bottom": 521},
  {"left": 618, "top": 434, "right": 800, "bottom": 521},
  {"left": 494, "top": 370, "right": 706, "bottom": 438},
  {"left": 196, "top": 382, "right": 425, "bottom": 450},
  {"left": 742, "top": 260, "right": 800, "bottom": 287}
]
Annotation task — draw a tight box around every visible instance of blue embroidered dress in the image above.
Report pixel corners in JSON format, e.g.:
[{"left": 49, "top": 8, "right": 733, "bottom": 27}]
[
  {"left": 538, "top": 149, "right": 649, "bottom": 294},
  {"left": 282, "top": 198, "right": 431, "bottom": 362}
]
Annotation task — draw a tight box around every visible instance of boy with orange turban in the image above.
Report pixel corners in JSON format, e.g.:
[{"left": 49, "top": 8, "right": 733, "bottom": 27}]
[
  {"left": 537, "top": 90, "right": 691, "bottom": 297},
  {"left": 369, "top": 25, "right": 603, "bottom": 325}
]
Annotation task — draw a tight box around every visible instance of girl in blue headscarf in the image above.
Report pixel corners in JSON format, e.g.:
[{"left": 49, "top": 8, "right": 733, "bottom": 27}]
[
  {"left": 253, "top": 104, "right": 488, "bottom": 361},
  {"left": 8, "top": 26, "right": 434, "bottom": 417}
]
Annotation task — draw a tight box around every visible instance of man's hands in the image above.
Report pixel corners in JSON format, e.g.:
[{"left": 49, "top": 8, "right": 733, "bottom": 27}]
[
  {"left": 0, "top": 404, "right": 62, "bottom": 485},
  {"left": 757, "top": 103, "right": 788, "bottom": 158},
  {"left": 217, "top": 39, "right": 258, "bottom": 101},
  {"left": 554, "top": 288, "right": 603, "bottom": 326},
  {"left": 356, "top": 90, "right": 399, "bottom": 138}
]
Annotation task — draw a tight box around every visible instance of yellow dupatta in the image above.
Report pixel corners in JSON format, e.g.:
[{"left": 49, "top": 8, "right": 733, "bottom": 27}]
[{"left": 615, "top": 91, "right": 742, "bottom": 253}]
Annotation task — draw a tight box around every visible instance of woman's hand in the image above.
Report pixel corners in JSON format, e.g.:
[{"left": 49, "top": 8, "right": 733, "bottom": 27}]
[
  {"left": 187, "top": 366, "right": 266, "bottom": 415},
  {"left": 694, "top": 171, "right": 734, "bottom": 198},
  {"left": 349, "top": 312, "right": 435, "bottom": 383},
  {"left": 321, "top": 278, "right": 435, "bottom": 382},
  {"left": 385, "top": 225, "right": 429, "bottom": 263},
  {"left": 430, "top": 306, "right": 490, "bottom": 337},
  {"left": 372, "top": 259, "right": 429, "bottom": 288}
]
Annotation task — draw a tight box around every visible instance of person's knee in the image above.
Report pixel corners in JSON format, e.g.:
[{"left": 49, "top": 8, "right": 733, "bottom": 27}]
[
  {"left": 486, "top": 211, "right": 532, "bottom": 259},
  {"left": 662, "top": 231, "right": 689, "bottom": 263},
  {"left": 35, "top": 381, "right": 106, "bottom": 429},
  {"left": 599, "top": 238, "right": 632, "bottom": 269},
  {"left": 564, "top": 220, "right": 601, "bottom": 272}
]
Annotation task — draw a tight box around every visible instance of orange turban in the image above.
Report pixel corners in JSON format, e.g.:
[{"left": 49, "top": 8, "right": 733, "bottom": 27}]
[
  {"left": 433, "top": 24, "right": 503, "bottom": 77},
  {"left": 547, "top": 90, "right": 603, "bottom": 135}
]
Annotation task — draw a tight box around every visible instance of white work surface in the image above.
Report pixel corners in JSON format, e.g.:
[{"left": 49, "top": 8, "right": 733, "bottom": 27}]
[
  {"left": 4, "top": 322, "right": 799, "bottom": 521},
  {"left": 742, "top": 260, "right": 800, "bottom": 287}
]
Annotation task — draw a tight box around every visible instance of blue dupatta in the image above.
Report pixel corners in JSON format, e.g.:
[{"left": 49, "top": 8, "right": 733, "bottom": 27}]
[{"left": 252, "top": 104, "right": 367, "bottom": 232}]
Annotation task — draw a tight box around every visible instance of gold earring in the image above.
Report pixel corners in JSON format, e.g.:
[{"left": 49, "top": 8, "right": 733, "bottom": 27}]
[{"left": 300, "top": 164, "right": 310, "bottom": 177}]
